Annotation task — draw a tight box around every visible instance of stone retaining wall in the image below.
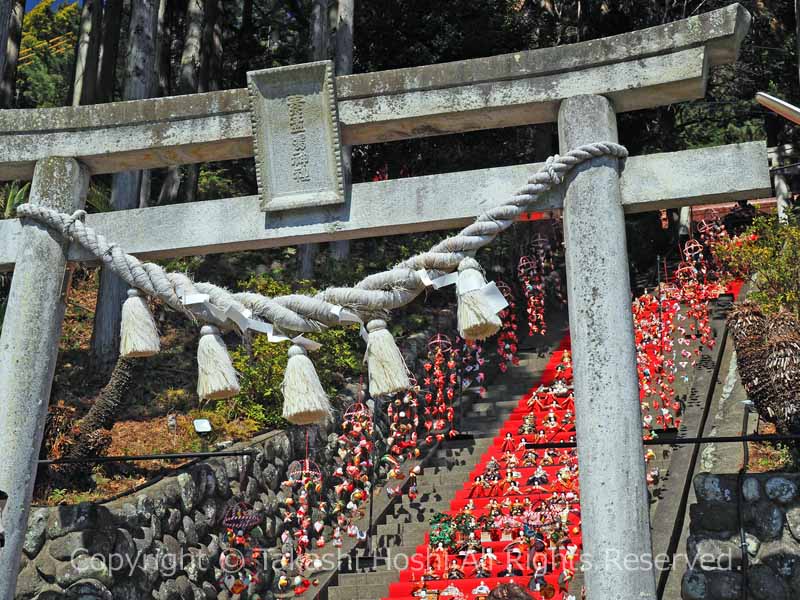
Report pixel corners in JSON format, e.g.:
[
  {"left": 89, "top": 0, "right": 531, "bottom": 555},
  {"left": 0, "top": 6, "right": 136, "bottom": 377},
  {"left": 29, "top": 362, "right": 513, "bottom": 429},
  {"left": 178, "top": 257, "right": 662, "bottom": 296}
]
[
  {"left": 16, "top": 310, "right": 457, "bottom": 600},
  {"left": 683, "top": 472, "right": 800, "bottom": 600},
  {"left": 17, "top": 427, "right": 335, "bottom": 600}
]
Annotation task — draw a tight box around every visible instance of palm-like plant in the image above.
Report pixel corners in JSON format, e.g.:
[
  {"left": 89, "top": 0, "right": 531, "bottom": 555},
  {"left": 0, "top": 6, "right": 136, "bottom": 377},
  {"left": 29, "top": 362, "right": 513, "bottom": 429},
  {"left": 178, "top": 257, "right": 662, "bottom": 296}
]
[{"left": 2, "top": 182, "right": 30, "bottom": 219}]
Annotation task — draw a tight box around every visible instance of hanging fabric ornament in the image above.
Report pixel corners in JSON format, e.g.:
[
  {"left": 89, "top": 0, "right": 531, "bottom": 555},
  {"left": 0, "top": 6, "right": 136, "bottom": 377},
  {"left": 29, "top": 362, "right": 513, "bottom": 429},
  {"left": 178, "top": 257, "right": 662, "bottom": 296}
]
[
  {"left": 518, "top": 254, "right": 547, "bottom": 337},
  {"left": 456, "top": 257, "right": 504, "bottom": 341},
  {"left": 281, "top": 344, "right": 332, "bottom": 425},
  {"left": 197, "top": 325, "right": 240, "bottom": 400},
  {"left": 495, "top": 282, "right": 520, "bottom": 373},
  {"left": 120, "top": 288, "right": 160, "bottom": 358},
  {"left": 365, "top": 319, "right": 411, "bottom": 397}
]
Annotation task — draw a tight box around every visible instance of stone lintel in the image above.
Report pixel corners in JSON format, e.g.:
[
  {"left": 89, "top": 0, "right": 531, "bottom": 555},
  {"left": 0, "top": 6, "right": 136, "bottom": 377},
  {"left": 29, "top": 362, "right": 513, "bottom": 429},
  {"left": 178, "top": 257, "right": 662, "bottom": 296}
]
[
  {"left": 0, "top": 142, "right": 769, "bottom": 272},
  {"left": 0, "top": 4, "right": 749, "bottom": 180}
]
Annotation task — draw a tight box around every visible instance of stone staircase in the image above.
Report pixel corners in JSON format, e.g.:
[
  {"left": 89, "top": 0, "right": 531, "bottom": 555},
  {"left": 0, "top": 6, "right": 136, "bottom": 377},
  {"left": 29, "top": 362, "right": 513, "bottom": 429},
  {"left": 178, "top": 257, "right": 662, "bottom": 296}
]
[{"left": 324, "top": 350, "right": 550, "bottom": 600}]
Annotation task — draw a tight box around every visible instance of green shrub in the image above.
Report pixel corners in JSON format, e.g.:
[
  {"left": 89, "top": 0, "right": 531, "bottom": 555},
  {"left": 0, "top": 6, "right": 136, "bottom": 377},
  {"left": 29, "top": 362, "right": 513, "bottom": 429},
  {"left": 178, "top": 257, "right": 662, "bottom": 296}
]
[
  {"left": 223, "top": 275, "right": 361, "bottom": 427},
  {"left": 715, "top": 208, "right": 800, "bottom": 315}
]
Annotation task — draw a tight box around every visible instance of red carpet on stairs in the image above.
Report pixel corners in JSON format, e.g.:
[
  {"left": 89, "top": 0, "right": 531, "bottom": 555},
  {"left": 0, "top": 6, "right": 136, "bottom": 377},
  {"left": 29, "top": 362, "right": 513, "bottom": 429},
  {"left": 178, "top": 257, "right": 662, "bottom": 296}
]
[{"left": 383, "top": 338, "right": 581, "bottom": 600}]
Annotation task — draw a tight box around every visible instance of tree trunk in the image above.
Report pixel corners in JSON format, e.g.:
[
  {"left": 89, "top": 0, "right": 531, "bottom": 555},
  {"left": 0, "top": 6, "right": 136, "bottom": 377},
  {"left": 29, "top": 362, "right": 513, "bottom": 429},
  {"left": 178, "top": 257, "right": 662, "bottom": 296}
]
[
  {"left": 96, "top": 0, "right": 123, "bottom": 103},
  {"left": 55, "top": 358, "right": 138, "bottom": 486},
  {"left": 0, "top": 0, "right": 23, "bottom": 108},
  {"left": 159, "top": 0, "right": 204, "bottom": 206},
  {"left": 310, "top": 0, "right": 330, "bottom": 61},
  {"left": 797, "top": 0, "right": 800, "bottom": 92},
  {"left": 156, "top": 0, "right": 172, "bottom": 97},
  {"left": 298, "top": 0, "right": 331, "bottom": 277},
  {"left": 72, "top": 0, "right": 103, "bottom": 106},
  {"left": 185, "top": 0, "right": 222, "bottom": 205},
  {"left": 78, "top": 358, "right": 138, "bottom": 433},
  {"left": 0, "top": 0, "right": 13, "bottom": 83},
  {"left": 91, "top": 0, "right": 160, "bottom": 369},
  {"left": 330, "top": 0, "right": 355, "bottom": 260},
  {"left": 138, "top": 0, "right": 170, "bottom": 209}
]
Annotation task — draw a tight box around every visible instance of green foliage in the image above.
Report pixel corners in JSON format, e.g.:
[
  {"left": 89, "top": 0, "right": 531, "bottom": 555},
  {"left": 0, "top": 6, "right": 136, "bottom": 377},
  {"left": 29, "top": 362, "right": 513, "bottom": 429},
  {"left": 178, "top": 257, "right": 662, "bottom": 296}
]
[
  {"left": 222, "top": 275, "right": 361, "bottom": 427},
  {"left": 16, "top": 1, "right": 80, "bottom": 108},
  {"left": 85, "top": 183, "right": 113, "bottom": 213},
  {"left": 429, "top": 512, "right": 457, "bottom": 550},
  {"left": 1, "top": 182, "right": 30, "bottom": 219},
  {"left": 715, "top": 209, "right": 800, "bottom": 315},
  {"left": 197, "top": 167, "right": 251, "bottom": 201}
]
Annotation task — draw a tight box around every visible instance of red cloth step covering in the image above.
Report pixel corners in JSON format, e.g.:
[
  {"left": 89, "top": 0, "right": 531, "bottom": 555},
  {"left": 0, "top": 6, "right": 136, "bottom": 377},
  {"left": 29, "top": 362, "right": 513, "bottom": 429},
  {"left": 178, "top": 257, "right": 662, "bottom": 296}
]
[{"left": 383, "top": 338, "right": 577, "bottom": 600}]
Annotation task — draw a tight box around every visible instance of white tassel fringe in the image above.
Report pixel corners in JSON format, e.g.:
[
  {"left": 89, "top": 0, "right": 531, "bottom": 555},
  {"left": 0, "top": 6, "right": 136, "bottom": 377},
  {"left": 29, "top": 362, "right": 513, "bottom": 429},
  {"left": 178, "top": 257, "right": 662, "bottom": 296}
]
[
  {"left": 197, "top": 325, "right": 240, "bottom": 401},
  {"left": 457, "top": 258, "right": 503, "bottom": 341},
  {"left": 120, "top": 288, "right": 160, "bottom": 358},
  {"left": 282, "top": 344, "right": 332, "bottom": 425},
  {"left": 366, "top": 319, "right": 411, "bottom": 397}
]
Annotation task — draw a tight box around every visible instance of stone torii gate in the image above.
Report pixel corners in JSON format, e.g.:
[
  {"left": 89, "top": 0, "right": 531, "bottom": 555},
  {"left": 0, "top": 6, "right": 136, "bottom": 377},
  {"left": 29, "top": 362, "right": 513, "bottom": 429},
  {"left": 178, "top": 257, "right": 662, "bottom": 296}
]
[{"left": 0, "top": 5, "right": 769, "bottom": 599}]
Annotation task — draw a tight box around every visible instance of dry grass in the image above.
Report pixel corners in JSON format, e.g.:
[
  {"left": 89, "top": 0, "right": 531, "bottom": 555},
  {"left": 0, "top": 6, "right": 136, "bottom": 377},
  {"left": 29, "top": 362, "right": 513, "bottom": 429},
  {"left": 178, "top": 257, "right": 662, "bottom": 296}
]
[
  {"left": 747, "top": 422, "right": 796, "bottom": 473},
  {"left": 38, "top": 268, "right": 263, "bottom": 505}
]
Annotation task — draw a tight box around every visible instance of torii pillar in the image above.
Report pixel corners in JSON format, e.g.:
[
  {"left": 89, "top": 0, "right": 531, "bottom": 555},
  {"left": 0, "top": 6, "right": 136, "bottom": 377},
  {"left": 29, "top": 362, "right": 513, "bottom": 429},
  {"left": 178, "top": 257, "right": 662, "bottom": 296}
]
[
  {"left": 0, "top": 158, "right": 89, "bottom": 594},
  {"left": 559, "top": 94, "right": 656, "bottom": 598}
]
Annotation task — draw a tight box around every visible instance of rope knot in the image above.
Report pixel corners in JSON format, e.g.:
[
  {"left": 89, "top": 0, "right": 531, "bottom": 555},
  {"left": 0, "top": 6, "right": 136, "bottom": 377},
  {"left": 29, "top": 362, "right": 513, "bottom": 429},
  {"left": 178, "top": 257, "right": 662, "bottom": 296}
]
[
  {"left": 544, "top": 154, "right": 563, "bottom": 185},
  {"left": 63, "top": 209, "right": 87, "bottom": 240}
]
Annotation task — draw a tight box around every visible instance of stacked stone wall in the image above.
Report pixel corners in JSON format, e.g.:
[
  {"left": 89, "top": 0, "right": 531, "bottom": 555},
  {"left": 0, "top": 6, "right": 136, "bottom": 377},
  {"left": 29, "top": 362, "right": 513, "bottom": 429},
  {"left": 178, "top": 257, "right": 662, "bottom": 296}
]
[{"left": 684, "top": 472, "right": 800, "bottom": 600}]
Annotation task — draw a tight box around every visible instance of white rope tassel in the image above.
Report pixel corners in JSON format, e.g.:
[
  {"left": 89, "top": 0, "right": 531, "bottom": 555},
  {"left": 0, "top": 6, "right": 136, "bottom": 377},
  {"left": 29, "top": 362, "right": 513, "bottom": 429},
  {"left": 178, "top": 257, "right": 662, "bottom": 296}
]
[
  {"left": 366, "top": 319, "right": 411, "bottom": 397},
  {"left": 197, "top": 325, "right": 240, "bottom": 401},
  {"left": 281, "top": 344, "right": 332, "bottom": 425},
  {"left": 120, "top": 288, "right": 160, "bottom": 358},
  {"left": 457, "top": 258, "right": 503, "bottom": 341}
]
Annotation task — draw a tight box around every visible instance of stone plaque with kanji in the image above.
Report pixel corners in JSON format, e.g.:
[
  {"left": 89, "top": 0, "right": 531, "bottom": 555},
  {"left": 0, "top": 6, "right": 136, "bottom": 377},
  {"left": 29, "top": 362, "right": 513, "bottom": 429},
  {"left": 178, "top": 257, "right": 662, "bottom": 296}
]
[{"left": 247, "top": 61, "right": 344, "bottom": 212}]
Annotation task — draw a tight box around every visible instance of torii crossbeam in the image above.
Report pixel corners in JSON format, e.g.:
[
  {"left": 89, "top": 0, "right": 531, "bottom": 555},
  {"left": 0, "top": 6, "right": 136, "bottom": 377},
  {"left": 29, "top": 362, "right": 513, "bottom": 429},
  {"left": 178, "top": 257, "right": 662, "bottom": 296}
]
[{"left": 0, "top": 5, "right": 770, "bottom": 599}]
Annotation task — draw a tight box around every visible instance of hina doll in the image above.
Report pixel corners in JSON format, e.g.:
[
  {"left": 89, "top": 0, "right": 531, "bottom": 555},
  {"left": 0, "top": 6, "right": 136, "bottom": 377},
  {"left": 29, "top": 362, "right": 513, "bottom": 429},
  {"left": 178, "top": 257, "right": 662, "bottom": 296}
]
[
  {"left": 518, "top": 414, "right": 537, "bottom": 435},
  {"left": 522, "top": 449, "right": 538, "bottom": 467},
  {"left": 527, "top": 466, "right": 549, "bottom": 488},
  {"left": 446, "top": 559, "right": 465, "bottom": 579},
  {"left": 430, "top": 542, "right": 449, "bottom": 574},
  {"left": 469, "top": 475, "right": 487, "bottom": 499},
  {"left": 472, "top": 581, "right": 491, "bottom": 600},
  {"left": 458, "top": 532, "right": 482, "bottom": 556},
  {"left": 474, "top": 559, "right": 492, "bottom": 578}
]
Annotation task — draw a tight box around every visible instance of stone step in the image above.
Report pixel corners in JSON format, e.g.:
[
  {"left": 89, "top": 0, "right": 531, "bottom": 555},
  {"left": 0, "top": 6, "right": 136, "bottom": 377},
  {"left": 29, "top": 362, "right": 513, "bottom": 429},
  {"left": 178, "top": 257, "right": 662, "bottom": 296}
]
[
  {"left": 426, "top": 456, "right": 471, "bottom": 468},
  {"left": 417, "top": 474, "right": 472, "bottom": 487},
  {"left": 465, "top": 411, "right": 512, "bottom": 423},
  {"left": 459, "top": 420, "right": 502, "bottom": 435},
  {"left": 377, "top": 522, "right": 430, "bottom": 537},
  {"left": 437, "top": 437, "right": 493, "bottom": 450},
  {"left": 413, "top": 482, "right": 462, "bottom": 494},
  {"left": 467, "top": 403, "right": 497, "bottom": 418},
  {"left": 327, "top": 582, "right": 392, "bottom": 600},
  {"left": 404, "top": 494, "right": 449, "bottom": 508},
  {"left": 389, "top": 504, "right": 447, "bottom": 521},
  {"left": 336, "top": 570, "right": 400, "bottom": 587},
  {"left": 470, "top": 400, "right": 519, "bottom": 412},
  {"left": 392, "top": 492, "right": 452, "bottom": 505},
  {"left": 391, "top": 510, "right": 443, "bottom": 524},
  {"left": 422, "top": 463, "right": 474, "bottom": 474},
  {"left": 374, "top": 544, "right": 422, "bottom": 558},
  {"left": 430, "top": 449, "right": 490, "bottom": 461}
]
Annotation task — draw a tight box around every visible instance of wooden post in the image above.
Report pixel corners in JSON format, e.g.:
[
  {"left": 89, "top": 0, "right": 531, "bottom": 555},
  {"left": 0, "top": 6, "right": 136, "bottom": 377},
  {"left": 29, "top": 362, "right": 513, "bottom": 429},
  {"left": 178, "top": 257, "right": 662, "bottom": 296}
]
[
  {"left": 558, "top": 95, "right": 657, "bottom": 599},
  {"left": 0, "top": 157, "right": 88, "bottom": 598}
]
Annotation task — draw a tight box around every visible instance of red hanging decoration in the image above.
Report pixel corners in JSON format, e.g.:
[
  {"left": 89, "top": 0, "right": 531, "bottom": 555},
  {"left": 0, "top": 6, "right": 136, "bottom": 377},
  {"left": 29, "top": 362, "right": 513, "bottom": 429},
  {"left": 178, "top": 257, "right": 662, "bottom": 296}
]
[
  {"left": 495, "top": 281, "right": 520, "bottom": 373},
  {"left": 421, "top": 334, "right": 458, "bottom": 446}
]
